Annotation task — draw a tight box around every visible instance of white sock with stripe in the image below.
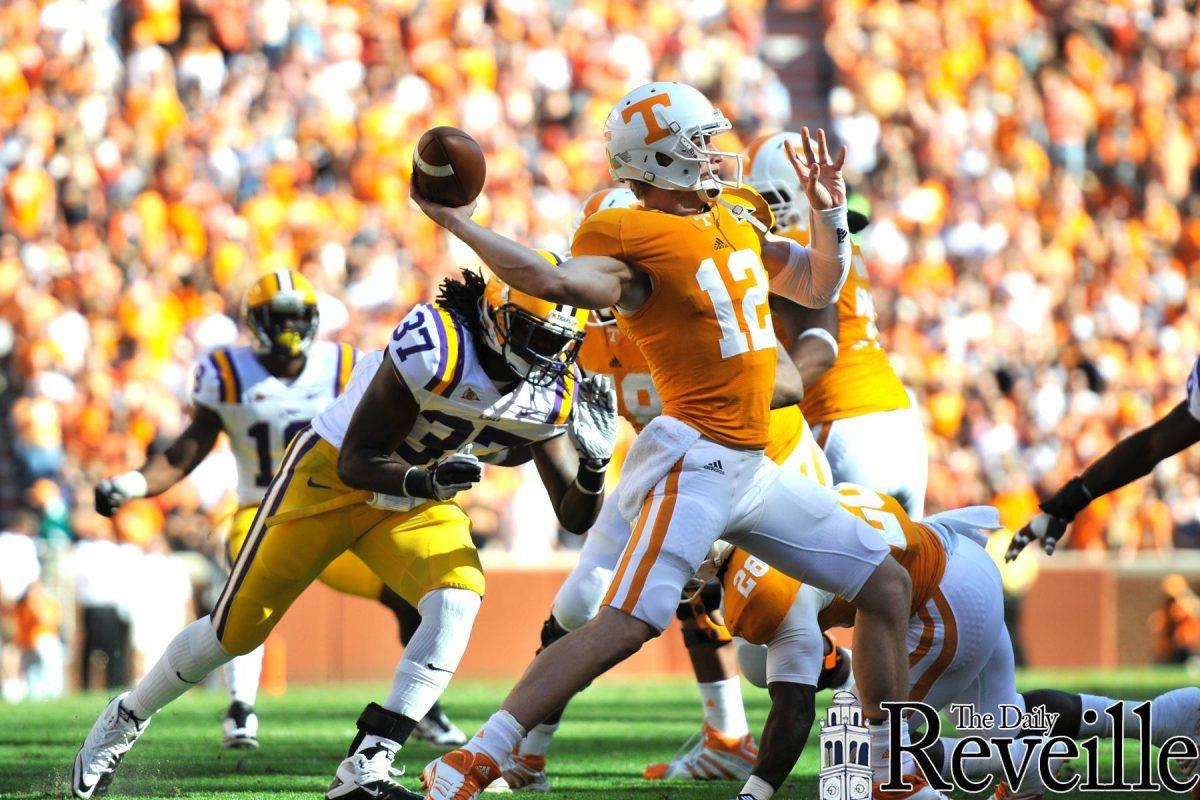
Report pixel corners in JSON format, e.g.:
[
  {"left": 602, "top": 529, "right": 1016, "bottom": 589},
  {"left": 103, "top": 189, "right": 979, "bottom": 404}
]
[
  {"left": 698, "top": 677, "right": 749, "bottom": 737},
  {"left": 126, "top": 617, "right": 231, "bottom": 719},
  {"left": 224, "top": 646, "right": 264, "bottom": 707}
]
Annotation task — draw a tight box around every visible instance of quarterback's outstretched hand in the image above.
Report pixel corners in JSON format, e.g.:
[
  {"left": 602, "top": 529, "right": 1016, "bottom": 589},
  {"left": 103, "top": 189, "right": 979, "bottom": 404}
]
[
  {"left": 94, "top": 472, "right": 148, "bottom": 517},
  {"left": 410, "top": 178, "right": 477, "bottom": 230},
  {"left": 404, "top": 451, "right": 483, "bottom": 501},
  {"left": 1006, "top": 512, "right": 1069, "bottom": 561},
  {"left": 784, "top": 127, "right": 847, "bottom": 211},
  {"left": 569, "top": 375, "right": 618, "bottom": 468}
]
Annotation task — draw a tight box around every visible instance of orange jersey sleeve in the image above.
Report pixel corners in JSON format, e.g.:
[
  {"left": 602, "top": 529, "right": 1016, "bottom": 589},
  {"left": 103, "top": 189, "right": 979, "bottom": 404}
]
[
  {"left": 573, "top": 200, "right": 777, "bottom": 449},
  {"left": 818, "top": 484, "right": 947, "bottom": 628},
  {"left": 789, "top": 234, "right": 909, "bottom": 424},
  {"left": 721, "top": 548, "right": 800, "bottom": 646}
]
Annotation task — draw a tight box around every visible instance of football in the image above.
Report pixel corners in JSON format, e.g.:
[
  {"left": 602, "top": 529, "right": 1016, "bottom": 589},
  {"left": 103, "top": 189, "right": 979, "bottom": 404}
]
[{"left": 412, "top": 126, "right": 487, "bottom": 207}]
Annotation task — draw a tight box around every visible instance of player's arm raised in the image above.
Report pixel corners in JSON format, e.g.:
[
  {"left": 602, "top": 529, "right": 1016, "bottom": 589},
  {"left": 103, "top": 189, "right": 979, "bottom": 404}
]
[
  {"left": 337, "top": 359, "right": 481, "bottom": 501},
  {"left": 530, "top": 375, "right": 619, "bottom": 534},
  {"left": 1008, "top": 399, "right": 1200, "bottom": 560},
  {"left": 95, "top": 404, "right": 223, "bottom": 517},
  {"left": 760, "top": 129, "right": 851, "bottom": 309},
  {"left": 411, "top": 185, "right": 646, "bottom": 310}
]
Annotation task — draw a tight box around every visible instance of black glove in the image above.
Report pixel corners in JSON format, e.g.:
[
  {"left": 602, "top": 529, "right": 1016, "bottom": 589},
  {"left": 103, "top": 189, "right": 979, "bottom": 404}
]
[
  {"left": 1005, "top": 477, "right": 1092, "bottom": 561},
  {"left": 94, "top": 472, "right": 148, "bottom": 517},
  {"left": 403, "top": 451, "right": 483, "bottom": 500}
]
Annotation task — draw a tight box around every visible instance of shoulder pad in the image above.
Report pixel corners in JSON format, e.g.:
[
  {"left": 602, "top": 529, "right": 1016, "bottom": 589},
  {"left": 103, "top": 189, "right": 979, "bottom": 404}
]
[
  {"left": 571, "top": 208, "right": 627, "bottom": 259},
  {"left": 194, "top": 347, "right": 243, "bottom": 406},
  {"left": 388, "top": 303, "right": 468, "bottom": 398}
]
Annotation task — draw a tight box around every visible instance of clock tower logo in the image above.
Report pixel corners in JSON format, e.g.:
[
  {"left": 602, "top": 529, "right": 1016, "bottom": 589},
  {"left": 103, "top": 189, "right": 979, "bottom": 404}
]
[{"left": 819, "top": 691, "right": 872, "bottom": 800}]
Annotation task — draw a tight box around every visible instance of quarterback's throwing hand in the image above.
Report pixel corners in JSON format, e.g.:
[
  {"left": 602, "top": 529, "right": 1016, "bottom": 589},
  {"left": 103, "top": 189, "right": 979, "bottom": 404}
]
[
  {"left": 569, "top": 375, "right": 618, "bottom": 468},
  {"left": 1006, "top": 512, "right": 1068, "bottom": 561}
]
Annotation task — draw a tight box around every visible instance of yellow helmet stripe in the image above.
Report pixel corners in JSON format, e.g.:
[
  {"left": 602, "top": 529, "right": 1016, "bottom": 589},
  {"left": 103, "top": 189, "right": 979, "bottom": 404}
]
[{"left": 210, "top": 348, "right": 240, "bottom": 404}]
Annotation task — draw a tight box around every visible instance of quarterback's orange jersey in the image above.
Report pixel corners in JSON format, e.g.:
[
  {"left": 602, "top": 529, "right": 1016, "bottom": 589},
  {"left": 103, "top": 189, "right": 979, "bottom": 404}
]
[
  {"left": 721, "top": 485, "right": 948, "bottom": 645},
  {"left": 777, "top": 227, "right": 909, "bottom": 424},
  {"left": 572, "top": 191, "right": 777, "bottom": 449},
  {"left": 578, "top": 320, "right": 805, "bottom": 462}
]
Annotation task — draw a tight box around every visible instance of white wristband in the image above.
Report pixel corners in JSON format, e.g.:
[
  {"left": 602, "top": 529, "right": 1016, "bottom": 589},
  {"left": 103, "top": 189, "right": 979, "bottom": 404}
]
[
  {"left": 740, "top": 775, "right": 776, "bottom": 800},
  {"left": 113, "top": 471, "right": 148, "bottom": 499}
]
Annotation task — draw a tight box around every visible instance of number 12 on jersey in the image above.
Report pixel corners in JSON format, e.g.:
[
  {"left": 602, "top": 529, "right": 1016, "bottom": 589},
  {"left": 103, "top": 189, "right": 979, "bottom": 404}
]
[{"left": 695, "top": 249, "right": 775, "bottom": 359}]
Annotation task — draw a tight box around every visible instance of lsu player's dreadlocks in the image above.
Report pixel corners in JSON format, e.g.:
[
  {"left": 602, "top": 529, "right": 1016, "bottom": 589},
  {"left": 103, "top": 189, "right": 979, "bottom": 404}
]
[{"left": 435, "top": 269, "right": 488, "bottom": 340}]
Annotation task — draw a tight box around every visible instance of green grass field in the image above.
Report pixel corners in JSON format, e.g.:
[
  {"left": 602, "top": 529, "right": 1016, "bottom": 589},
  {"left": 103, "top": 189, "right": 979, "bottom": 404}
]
[{"left": 1, "top": 669, "right": 1196, "bottom": 799}]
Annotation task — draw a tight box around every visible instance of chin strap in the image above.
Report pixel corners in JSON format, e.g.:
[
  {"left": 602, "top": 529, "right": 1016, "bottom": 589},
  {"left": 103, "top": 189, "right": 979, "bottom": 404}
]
[{"left": 717, "top": 197, "right": 770, "bottom": 234}]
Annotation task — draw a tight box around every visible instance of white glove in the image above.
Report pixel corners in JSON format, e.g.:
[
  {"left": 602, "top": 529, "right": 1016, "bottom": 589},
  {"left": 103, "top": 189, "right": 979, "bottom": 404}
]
[{"left": 568, "top": 374, "right": 618, "bottom": 467}]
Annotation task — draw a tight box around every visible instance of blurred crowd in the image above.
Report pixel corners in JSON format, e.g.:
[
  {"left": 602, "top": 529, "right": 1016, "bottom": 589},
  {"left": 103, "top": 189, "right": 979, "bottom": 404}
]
[{"left": 0, "top": 0, "right": 1198, "bottom": 697}]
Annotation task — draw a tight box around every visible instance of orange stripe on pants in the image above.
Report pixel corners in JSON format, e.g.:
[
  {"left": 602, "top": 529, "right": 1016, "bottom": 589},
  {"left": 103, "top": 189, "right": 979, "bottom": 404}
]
[
  {"left": 911, "top": 589, "right": 957, "bottom": 701},
  {"left": 603, "top": 493, "right": 659, "bottom": 608},
  {"left": 619, "top": 462, "right": 682, "bottom": 614}
]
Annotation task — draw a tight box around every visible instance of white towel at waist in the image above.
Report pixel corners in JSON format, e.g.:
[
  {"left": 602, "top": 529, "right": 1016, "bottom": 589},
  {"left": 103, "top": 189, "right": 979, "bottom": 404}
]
[
  {"left": 923, "top": 505, "right": 1002, "bottom": 552},
  {"left": 616, "top": 415, "right": 701, "bottom": 526}
]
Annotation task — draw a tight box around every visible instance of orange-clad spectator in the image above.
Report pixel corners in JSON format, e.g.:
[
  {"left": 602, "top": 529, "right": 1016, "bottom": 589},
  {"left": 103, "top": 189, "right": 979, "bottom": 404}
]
[{"left": 3, "top": 153, "right": 55, "bottom": 241}]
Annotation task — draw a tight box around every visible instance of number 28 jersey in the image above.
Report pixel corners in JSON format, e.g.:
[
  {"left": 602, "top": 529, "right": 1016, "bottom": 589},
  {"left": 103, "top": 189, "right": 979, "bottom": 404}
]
[
  {"left": 312, "top": 303, "right": 577, "bottom": 465},
  {"left": 572, "top": 188, "right": 777, "bottom": 449},
  {"left": 192, "top": 341, "right": 359, "bottom": 506}
]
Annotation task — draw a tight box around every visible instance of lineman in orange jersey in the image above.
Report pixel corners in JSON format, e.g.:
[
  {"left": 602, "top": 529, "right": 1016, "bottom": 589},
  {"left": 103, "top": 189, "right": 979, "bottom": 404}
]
[
  {"left": 749, "top": 131, "right": 928, "bottom": 517},
  {"left": 719, "top": 487, "right": 1200, "bottom": 799},
  {"left": 414, "top": 80, "right": 936, "bottom": 800},
  {"left": 499, "top": 188, "right": 833, "bottom": 791}
]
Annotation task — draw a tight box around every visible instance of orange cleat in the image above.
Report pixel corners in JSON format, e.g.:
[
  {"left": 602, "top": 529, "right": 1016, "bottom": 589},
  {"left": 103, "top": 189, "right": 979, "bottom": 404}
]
[
  {"left": 501, "top": 752, "right": 549, "bottom": 792},
  {"left": 642, "top": 724, "right": 758, "bottom": 781},
  {"left": 421, "top": 749, "right": 502, "bottom": 800}
]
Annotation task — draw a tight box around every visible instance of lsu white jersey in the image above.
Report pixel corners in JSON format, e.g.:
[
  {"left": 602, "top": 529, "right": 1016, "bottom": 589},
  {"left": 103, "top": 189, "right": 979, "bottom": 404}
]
[
  {"left": 313, "top": 303, "right": 577, "bottom": 464},
  {"left": 1188, "top": 355, "right": 1200, "bottom": 421},
  {"left": 193, "top": 341, "right": 358, "bottom": 505}
]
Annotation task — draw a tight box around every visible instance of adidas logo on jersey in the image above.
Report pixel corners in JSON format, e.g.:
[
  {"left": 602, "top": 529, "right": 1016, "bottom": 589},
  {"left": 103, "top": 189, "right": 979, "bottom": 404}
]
[
  {"left": 609, "top": 356, "right": 622, "bottom": 369},
  {"left": 460, "top": 387, "right": 480, "bottom": 402},
  {"left": 713, "top": 237, "right": 730, "bottom": 250},
  {"left": 701, "top": 460, "right": 725, "bottom": 474}
]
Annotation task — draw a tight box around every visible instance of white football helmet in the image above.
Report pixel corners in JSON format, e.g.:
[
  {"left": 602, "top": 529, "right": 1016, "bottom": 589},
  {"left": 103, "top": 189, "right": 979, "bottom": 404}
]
[
  {"left": 681, "top": 540, "right": 735, "bottom": 601},
  {"left": 603, "top": 82, "right": 742, "bottom": 197},
  {"left": 746, "top": 131, "right": 811, "bottom": 231}
]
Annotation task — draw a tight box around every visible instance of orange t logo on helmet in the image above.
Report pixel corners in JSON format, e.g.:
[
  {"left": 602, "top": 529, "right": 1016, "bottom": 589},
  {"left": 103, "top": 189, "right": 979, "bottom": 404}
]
[{"left": 621, "top": 94, "right": 673, "bottom": 144}]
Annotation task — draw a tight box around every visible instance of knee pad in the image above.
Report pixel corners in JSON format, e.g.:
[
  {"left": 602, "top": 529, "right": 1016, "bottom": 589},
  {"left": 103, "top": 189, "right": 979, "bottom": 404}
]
[
  {"left": 551, "top": 572, "right": 607, "bottom": 632},
  {"left": 540, "top": 615, "right": 570, "bottom": 654},
  {"left": 736, "top": 640, "right": 768, "bottom": 689}
]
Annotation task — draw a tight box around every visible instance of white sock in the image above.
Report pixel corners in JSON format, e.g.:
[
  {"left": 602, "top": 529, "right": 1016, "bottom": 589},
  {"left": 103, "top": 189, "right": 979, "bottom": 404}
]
[
  {"left": 126, "top": 617, "right": 231, "bottom": 719},
  {"left": 739, "top": 774, "right": 776, "bottom": 799},
  {"left": 224, "top": 646, "right": 264, "bottom": 707},
  {"left": 1147, "top": 688, "right": 1200, "bottom": 746},
  {"left": 383, "top": 588, "right": 480, "bottom": 721},
  {"left": 467, "top": 710, "right": 526, "bottom": 765},
  {"left": 870, "top": 720, "right": 914, "bottom": 782},
  {"left": 698, "top": 677, "right": 749, "bottom": 737},
  {"left": 520, "top": 722, "right": 559, "bottom": 757},
  {"left": 357, "top": 735, "right": 401, "bottom": 755}
]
